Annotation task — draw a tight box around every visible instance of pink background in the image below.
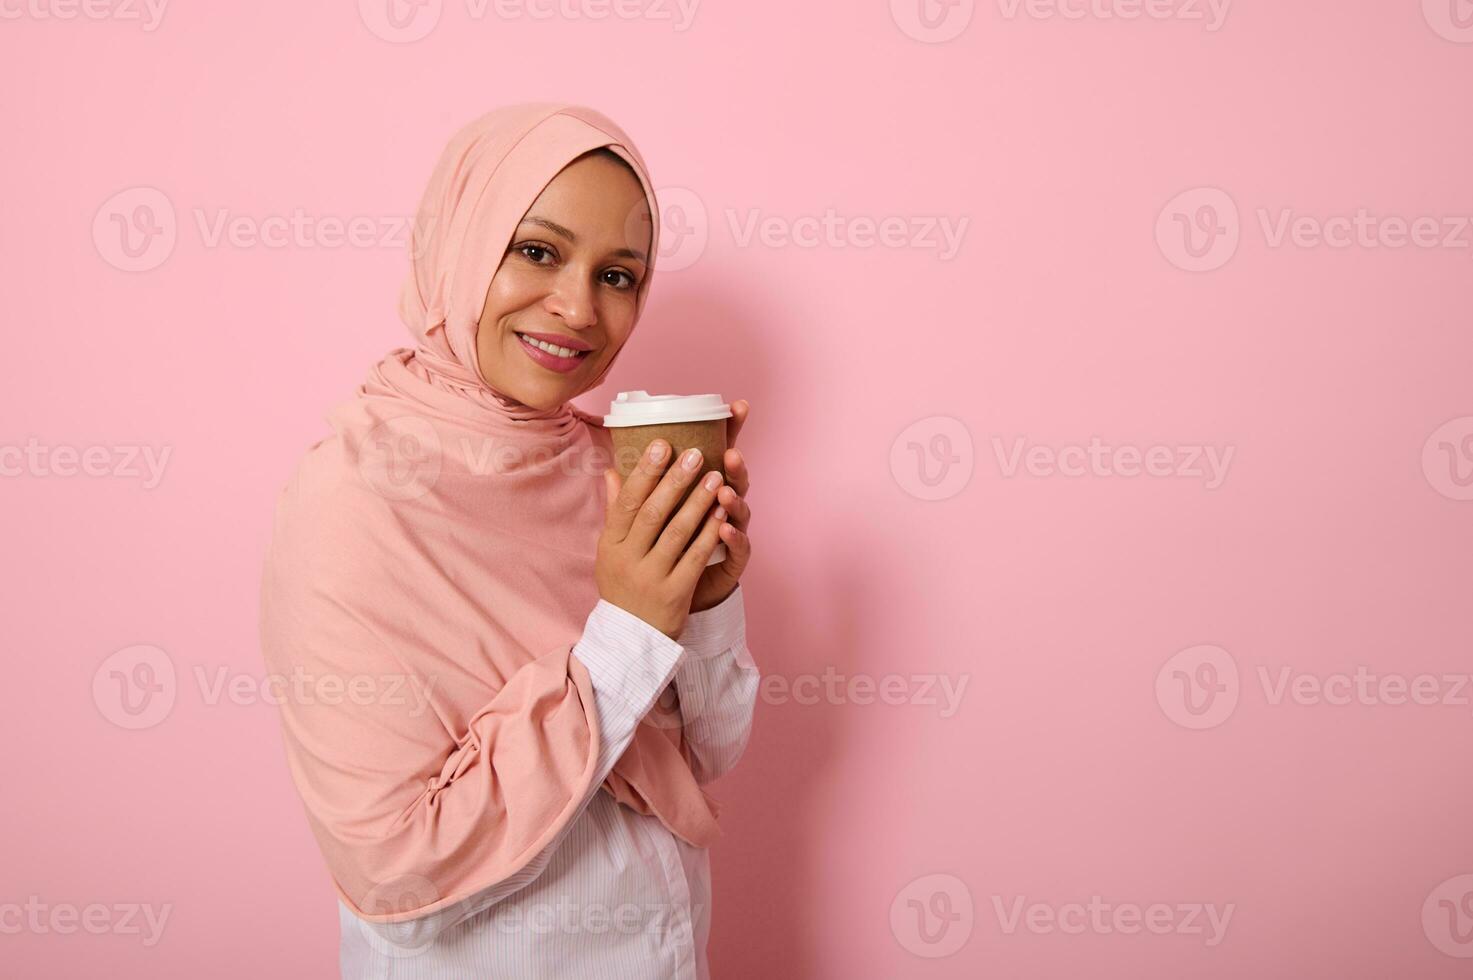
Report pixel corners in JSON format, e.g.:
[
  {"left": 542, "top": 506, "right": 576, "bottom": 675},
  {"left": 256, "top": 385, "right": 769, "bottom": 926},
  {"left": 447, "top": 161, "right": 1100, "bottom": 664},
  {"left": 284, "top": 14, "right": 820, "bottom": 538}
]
[{"left": 4, "top": 0, "right": 1473, "bottom": 976}]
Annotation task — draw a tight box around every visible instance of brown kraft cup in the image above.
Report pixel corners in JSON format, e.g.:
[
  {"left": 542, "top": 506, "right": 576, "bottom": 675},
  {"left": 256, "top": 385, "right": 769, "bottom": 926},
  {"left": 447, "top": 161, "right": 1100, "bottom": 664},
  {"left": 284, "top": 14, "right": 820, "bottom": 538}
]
[{"left": 604, "top": 391, "right": 734, "bottom": 565}]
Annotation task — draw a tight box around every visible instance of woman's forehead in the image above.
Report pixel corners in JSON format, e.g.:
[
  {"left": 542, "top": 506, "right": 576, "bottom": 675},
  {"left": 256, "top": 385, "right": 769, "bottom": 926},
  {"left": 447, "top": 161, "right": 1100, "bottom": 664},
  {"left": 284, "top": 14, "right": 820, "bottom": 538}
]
[
  {"left": 530, "top": 152, "right": 649, "bottom": 211},
  {"left": 519, "top": 158, "right": 653, "bottom": 256}
]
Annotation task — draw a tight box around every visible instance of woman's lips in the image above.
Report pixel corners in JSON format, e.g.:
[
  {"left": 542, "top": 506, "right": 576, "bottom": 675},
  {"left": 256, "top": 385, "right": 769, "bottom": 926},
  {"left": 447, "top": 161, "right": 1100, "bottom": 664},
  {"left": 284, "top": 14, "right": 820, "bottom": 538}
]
[{"left": 516, "top": 332, "right": 589, "bottom": 374}]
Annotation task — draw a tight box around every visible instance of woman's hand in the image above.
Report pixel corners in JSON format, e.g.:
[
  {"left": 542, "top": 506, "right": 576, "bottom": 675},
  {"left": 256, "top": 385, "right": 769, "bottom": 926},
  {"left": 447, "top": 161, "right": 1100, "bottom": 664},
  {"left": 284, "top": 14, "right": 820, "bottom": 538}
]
[
  {"left": 691, "top": 399, "right": 752, "bottom": 613},
  {"left": 597, "top": 439, "right": 730, "bottom": 639}
]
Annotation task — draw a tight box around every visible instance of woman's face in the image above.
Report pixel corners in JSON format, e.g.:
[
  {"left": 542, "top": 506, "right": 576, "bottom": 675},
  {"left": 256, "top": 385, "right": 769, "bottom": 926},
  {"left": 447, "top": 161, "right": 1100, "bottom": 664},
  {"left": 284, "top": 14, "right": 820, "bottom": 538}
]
[{"left": 476, "top": 152, "right": 653, "bottom": 411}]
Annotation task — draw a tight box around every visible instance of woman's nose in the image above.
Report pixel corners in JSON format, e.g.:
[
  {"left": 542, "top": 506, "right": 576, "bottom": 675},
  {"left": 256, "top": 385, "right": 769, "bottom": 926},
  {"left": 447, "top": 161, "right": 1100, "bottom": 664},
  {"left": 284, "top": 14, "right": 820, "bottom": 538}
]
[{"left": 542, "top": 269, "right": 597, "bottom": 330}]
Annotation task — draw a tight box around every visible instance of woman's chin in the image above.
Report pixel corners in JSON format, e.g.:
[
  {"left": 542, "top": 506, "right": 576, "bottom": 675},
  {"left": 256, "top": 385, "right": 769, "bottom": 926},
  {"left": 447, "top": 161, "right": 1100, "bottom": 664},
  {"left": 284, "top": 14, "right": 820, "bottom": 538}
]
[{"left": 505, "top": 373, "right": 579, "bottom": 411}]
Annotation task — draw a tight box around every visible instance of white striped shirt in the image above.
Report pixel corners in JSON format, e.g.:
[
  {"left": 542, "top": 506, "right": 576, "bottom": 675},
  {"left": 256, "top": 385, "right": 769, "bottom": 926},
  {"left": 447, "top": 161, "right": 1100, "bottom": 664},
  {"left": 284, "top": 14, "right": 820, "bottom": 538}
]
[{"left": 338, "top": 584, "right": 757, "bottom": 979}]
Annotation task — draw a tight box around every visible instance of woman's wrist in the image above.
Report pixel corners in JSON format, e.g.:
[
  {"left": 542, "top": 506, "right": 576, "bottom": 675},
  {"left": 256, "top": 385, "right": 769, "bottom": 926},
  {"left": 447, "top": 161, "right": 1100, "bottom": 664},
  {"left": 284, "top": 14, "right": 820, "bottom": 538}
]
[{"left": 690, "top": 584, "right": 737, "bottom": 613}]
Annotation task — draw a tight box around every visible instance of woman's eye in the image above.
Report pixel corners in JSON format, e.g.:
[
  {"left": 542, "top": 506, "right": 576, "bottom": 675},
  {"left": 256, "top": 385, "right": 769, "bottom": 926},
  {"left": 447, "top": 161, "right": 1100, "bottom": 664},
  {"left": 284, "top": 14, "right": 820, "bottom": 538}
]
[{"left": 515, "top": 243, "right": 635, "bottom": 290}]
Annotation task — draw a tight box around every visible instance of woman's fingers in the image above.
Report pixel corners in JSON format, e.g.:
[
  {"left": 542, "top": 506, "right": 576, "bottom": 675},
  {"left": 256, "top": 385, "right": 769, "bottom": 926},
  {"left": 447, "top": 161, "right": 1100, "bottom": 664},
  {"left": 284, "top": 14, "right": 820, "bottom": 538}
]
[
  {"left": 718, "top": 445, "right": 750, "bottom": 532},
  {"left": 603, "top": 440, "right": 676, "bottom": 543},
  {"left": 605, "top": 442, "right": 698, "bottom": 547},
  {"left": 716, "top": 520, "right": 751, "bottom": 576},
  {"left": 623, "top": 446, "right": 712, "bottom": 554},
  {"left": 673, "top": 498, "right": 729, "bottom": 583},
  {"left": 722, "top": 447, "right": 749, "bottom": 498},
  {"left": 715, "top": 484, "right": 751, "bottom": 532},
  {"left": 648, "top": 465, "right": 723, "bottom": 570},
  {"left": 727, "top": 399, "right": 748, "bottom": 448}
]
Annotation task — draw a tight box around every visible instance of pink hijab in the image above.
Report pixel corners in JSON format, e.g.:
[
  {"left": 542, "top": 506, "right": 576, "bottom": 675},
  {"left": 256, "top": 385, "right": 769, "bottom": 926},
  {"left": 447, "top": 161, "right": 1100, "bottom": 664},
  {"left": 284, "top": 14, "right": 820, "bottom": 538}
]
[{"left": 259, "top": 103, "right": 721, "bottom": 924}]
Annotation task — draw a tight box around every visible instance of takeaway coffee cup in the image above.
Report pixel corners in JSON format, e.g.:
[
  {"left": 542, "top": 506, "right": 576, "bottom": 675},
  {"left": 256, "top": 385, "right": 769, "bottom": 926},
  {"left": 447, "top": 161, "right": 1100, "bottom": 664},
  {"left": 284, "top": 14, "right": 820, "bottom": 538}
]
[{"left": 604, "top": 390, "right": 733, "bottom": 566}]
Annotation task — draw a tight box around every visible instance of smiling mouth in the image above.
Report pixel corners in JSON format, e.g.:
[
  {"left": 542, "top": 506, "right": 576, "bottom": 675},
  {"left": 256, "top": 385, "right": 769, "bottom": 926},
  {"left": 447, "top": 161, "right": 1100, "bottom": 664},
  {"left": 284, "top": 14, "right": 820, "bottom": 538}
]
[
  {"left": 514, "top": 332, "right": 594, "bottom": 375},
  {"left": 514, "top": 332, "right": 593, "bottom": 359}
]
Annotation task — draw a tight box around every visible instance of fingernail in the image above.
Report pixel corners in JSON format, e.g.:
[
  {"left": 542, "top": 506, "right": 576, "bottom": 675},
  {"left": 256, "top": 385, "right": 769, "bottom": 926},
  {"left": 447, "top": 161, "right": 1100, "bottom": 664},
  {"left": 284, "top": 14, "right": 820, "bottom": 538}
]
[
  {"left": 713, "top": 505, "right": 726, "bottom": 520},
  {"left": 648, "top": 441, "right": 666, "bottom": 462},
  {"left": 703, "top": 471, "right": 721, "bottom": 490},
  {"left": 683, "top": 448, "right": 702, "bottom": 470}
]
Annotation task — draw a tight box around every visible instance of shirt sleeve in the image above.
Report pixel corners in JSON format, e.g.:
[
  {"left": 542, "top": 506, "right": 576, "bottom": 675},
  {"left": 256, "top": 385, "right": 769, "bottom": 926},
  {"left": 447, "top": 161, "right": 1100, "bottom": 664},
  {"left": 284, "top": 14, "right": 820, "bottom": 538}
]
[
  {"left": 669, "top": 584, "right": 760, "bottom": 785},
  {"left": 312, "top": 598, "right": 687, "bottom": 953}
]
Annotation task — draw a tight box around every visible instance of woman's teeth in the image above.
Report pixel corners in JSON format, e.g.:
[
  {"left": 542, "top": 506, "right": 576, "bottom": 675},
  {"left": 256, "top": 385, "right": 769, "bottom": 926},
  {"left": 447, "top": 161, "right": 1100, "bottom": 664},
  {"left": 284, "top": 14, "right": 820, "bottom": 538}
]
[{"left": 517, "top": 333, "right": 587, "bottom": 359}]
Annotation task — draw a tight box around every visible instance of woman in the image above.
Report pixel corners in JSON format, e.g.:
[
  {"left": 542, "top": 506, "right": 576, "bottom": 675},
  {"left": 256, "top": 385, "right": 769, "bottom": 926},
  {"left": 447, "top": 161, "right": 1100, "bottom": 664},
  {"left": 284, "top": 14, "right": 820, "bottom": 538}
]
[{"left": 259, "top": 103, "right": 759, "bottom": 979}]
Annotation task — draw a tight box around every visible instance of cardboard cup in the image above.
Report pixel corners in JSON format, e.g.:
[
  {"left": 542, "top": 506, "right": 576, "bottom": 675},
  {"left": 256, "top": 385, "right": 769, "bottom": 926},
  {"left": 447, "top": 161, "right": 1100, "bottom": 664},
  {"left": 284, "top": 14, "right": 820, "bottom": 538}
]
[{"left": 605, "top": 392, "right": 733, "bottom": 566}]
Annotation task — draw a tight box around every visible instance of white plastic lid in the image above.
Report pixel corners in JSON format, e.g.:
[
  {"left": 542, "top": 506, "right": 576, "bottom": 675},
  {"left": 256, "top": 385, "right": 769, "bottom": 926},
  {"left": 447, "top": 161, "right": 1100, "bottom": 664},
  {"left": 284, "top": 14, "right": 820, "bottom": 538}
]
[{"left": 603, "top": 390, "right": 732, "bottom": 427}]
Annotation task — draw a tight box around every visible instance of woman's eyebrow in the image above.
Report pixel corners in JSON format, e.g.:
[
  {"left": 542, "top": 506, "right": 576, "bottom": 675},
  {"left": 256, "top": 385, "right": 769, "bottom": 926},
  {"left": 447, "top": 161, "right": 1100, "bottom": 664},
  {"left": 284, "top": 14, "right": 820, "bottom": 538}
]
[{"left": 519, "top": 216, "right": 647, "bottom": 263}]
